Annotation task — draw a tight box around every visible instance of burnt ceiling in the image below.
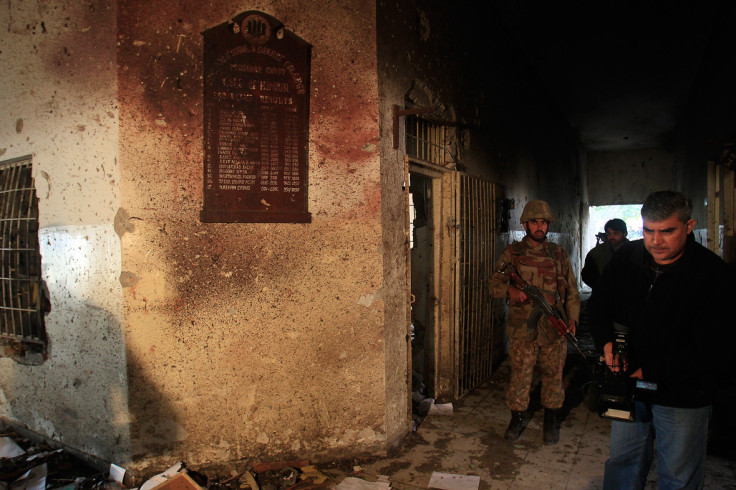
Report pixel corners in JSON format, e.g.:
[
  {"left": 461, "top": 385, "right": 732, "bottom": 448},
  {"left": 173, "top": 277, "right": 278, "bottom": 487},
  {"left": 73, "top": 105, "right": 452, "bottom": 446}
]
[{"left": 492, "top": 0, "right": 736, "bottom": 152}]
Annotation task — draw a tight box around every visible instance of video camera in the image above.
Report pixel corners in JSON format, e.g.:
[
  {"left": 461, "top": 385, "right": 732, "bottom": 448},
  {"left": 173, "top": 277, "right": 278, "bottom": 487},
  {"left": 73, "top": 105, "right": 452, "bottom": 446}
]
[
  {"left": 593, "top": 323, "right": 658, "bottom": 422},
  {"left": 595, "top": 325, "right": 635, "bottom": 421}
]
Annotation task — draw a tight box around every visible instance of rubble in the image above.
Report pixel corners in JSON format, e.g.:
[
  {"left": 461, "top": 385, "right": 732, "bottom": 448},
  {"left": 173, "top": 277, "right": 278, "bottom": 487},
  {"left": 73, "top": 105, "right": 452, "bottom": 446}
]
[{"left": 0, "top": 425, "right": 387, "bottom": 490}]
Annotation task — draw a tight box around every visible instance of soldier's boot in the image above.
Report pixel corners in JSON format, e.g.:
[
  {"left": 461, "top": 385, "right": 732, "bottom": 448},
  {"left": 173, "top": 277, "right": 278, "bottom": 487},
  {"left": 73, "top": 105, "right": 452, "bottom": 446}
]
[
  {"left": 543, "top": 408, "right": 560, "bottom": 444},
  {"left": 504, "top": 410, "right": 529, "bottom": 441}
]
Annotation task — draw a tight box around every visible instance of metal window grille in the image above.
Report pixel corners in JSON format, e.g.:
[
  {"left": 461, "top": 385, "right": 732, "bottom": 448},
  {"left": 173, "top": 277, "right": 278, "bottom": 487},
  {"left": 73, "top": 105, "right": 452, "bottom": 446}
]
[
  {"left": 406, "top": 115, "right": 454, "bottom": 166},
  {"left": 0, "top": 156, "right": 46, "bottom": 347}
]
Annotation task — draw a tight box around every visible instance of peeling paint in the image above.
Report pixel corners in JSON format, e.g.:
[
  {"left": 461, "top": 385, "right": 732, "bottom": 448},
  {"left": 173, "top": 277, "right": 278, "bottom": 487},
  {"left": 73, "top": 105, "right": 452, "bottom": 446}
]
[
  {"left": 114, "top": 208, "right": 136, "bottom": 238},
  {"left": 357, "top": 293, "right": 375, "bottom": 307},
  {"left": 31, "top": 409, "right": 57, "bottom": 439},
  {"left": 119, "top": 271, "right": 139, "bottom": 287}
]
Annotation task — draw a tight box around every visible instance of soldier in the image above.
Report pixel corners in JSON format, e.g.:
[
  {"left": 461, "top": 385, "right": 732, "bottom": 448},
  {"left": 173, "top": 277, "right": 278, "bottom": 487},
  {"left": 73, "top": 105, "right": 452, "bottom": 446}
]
[{"left": 489, "top": 200, "right": 580, "bottom": 444}]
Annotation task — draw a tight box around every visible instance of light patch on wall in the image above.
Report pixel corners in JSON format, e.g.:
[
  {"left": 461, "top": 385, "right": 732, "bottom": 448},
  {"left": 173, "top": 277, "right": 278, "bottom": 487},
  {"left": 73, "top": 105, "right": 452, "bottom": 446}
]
[
  {"left": 357, "top": 427, "right": 377, "bottom": 442},
  {"left": 157, "top": 419, "right": 188, "bottom": 442},
  {"left": 357, "top": 293, "right": 374, "bottom": 307},
  {"left": 0, "top": 389, "right": 11, "bottom": 419},
  {"left": 37, "top": 171, "right": 51, "bottom": 199},
  {"left": 31, "top": 409, "right": 57, "bottom": 439}
]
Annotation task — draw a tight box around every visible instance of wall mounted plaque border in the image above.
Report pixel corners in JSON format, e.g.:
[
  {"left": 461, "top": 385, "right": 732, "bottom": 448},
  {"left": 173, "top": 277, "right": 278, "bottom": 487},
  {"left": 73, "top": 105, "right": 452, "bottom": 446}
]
[{"left": 201, "top": 11, "right": 311, "bottom": 223}]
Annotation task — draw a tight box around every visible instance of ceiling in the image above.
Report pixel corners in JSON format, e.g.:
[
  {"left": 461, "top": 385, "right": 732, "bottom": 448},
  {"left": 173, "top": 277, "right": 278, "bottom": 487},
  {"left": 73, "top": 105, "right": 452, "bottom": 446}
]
[{"left": 492, "top": 1, "right": 736, "bottom": 152}]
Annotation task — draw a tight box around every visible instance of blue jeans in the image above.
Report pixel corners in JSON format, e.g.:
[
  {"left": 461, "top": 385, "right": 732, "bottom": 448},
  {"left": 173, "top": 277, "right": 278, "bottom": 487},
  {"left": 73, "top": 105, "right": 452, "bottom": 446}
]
[{"left": 603, "top": 401, "right": 710, "bottom": 490}]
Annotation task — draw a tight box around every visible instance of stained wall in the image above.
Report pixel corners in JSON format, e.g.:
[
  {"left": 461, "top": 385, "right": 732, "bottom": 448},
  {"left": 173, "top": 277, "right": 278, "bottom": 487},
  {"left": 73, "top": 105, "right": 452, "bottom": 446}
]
[
  {"left": 0, "top": 0, "right": 131, "bottom": 464},
  {"left": 116, "top": 0, "right": 396, "bottom": 472},
  {"left": 1, "top": 0, "right": 406, "bottom": 473}
]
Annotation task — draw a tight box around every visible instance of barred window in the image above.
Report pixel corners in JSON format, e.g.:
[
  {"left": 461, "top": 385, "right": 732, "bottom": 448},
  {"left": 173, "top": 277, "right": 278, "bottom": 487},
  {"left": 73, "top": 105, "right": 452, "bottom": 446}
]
[
  {"left": 0, "top": 156, "right": 48, "bottom": 362},
  {"left": 405, "top": 114, "right": 456, "bottom": 167}
]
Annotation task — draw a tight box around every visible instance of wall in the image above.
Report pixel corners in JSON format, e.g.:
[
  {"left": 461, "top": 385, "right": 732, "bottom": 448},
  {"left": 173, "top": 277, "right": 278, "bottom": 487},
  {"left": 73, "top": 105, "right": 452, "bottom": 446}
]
[
  {"left": 1, "top": 0, "right": 405, "bottom": 473},
  {"left": 377, "top": 0, "right": 586, "bottom": 405},
  {"left": 0, "top": 0, "right": 131, "bottom": 464},
  {"left": 376, "top": 0, "right": 585, "bottom": 253},
  {"left": 117, "top": 0, "right": 396, "bottom": 472},
  {"left": 587, "top": 149, "right": 676, "bottom": 206}
]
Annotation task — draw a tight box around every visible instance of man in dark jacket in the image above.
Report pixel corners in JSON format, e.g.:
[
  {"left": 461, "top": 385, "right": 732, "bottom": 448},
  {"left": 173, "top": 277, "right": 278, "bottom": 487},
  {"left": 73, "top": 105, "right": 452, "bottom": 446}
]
[
  {"left": 589, "top": 191, "right": 734, "bottom": 489},
  {"left": 581, "top": 218, "right": 629, "bottom": 289}
]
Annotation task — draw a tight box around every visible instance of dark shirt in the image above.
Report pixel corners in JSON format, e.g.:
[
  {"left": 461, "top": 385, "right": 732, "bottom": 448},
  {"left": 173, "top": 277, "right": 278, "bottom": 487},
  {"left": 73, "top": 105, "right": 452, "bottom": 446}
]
[
  {"left": 581, "top": 242, "right": 615, "bottom": 288},
  {"left": 589, "top": 235, "right": 734, "bottom": 408}
]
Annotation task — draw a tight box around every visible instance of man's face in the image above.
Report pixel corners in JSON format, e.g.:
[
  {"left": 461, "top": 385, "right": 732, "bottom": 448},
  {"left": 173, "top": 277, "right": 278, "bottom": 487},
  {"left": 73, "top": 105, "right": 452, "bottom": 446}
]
[
  {"left": 642, "top": 213, "right": 695, "bottom": 265},
  {"left": 524, "top": 219, "right": 549, "bottom": 243},
  {"left": 605, "top": 228, "right": 627, "bottom": 248}
]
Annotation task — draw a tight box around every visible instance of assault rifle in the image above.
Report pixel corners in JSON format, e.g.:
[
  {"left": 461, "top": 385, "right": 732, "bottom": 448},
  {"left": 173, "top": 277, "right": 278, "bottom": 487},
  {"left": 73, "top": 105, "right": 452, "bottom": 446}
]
[{"left": 498, "top": 262, "right": 588, "bottom": 359}]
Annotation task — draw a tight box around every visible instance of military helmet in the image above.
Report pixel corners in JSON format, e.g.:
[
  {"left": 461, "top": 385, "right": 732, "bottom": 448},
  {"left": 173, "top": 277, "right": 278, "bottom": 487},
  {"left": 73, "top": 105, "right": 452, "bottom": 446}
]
[{"left": 520, "top": 200, "right": 554, "bottom": 223}]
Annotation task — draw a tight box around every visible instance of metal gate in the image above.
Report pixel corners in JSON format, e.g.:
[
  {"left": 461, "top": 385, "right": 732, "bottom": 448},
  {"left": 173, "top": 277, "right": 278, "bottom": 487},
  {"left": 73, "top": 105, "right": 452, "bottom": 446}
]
[{"left": 454, "top": 174, "right": 503, "bottom": 397}]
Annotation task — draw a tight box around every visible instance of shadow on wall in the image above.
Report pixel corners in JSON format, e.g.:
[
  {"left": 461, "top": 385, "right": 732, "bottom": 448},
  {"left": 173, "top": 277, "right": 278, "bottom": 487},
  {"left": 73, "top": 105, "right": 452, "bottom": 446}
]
[
  {"left": 0, "top": 303, "right": 132, "bottom": 469},
  {"left": 125, "top": 339, "right": 187, "bottom": 473}
]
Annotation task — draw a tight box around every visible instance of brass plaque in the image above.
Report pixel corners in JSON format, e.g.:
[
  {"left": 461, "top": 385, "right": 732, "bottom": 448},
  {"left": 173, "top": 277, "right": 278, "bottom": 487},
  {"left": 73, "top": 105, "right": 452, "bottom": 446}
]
[{"left": 201, "top": 11, "right": 311, "bottom": 223}]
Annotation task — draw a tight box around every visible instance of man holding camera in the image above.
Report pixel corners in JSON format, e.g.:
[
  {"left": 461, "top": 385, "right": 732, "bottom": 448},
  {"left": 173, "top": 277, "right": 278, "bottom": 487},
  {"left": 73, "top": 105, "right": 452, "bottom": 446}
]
[
  {"left": 581, "top": 218, "right": 629, "bottom": 289},
  {"left": 589, "top": 191, "right": 734, "bottom": 489}
]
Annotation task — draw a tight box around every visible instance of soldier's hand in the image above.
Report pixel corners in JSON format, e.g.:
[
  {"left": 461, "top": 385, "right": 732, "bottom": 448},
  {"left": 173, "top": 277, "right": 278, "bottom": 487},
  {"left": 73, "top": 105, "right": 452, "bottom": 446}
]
[{"left": 508, "top": 286, "right": 527, "bottom": 304}]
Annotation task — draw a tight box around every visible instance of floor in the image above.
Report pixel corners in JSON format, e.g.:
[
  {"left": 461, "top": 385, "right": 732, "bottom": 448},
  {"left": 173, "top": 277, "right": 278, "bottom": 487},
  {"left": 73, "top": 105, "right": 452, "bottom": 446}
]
[
  {"left": 354, "top": 292, "right": 736, "bottom": 490},
  {"left": 354, "top": 357, "right": 736, "bottom": 490}
]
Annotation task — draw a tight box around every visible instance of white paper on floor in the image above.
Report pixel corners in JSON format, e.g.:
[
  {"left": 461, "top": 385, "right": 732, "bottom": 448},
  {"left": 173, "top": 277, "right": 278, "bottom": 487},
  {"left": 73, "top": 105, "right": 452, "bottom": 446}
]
[
  {"left": 109, "top": 463, "right": 126, "bottom": 484},
  {"left": 335, "top": 476, "right": 391, "bottom": 489},
  {"left": 0, "top": 437, "right": 25, "bottom": 459},
  {"left": 139, "top": 462, "right": 184, "bottom": 490},
  {"left": 428, "top": 403, "right": 453, "bottom": 415},
  {"left": 428, "top": 471, "right": 479, "bottom": 490},
  {"left": 10, "top": 462, "right": 47, "bottom": 490}
]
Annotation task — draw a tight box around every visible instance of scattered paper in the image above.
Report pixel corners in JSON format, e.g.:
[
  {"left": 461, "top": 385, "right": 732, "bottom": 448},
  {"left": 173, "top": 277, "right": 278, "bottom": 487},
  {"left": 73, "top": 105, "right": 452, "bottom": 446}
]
[
  {"left": 26, "top": 449, "right": 62, "bottom": 461},
  {"left": 300, "top": 465, "right": 328, "bottom": 484},
  {"left": 335, "top": 476, "right": 391, "bottom": 489},
  {"left": 0, "top": 437, "right": 25, "bottom": 459},
  {"left": 428, "top": 403, "right": 454, "bottom": 415},
  {"left": 10, "top": 463, "right": 47, "bottom": 490},
  {"left": 139, "top": 462, "right": 183, "bottom": 490},
  {"left": 428, "top": 471, "right": 479, "bottom": 490},
  {"left": 110, "top": 463, "right": 126, "bottom": 484}
]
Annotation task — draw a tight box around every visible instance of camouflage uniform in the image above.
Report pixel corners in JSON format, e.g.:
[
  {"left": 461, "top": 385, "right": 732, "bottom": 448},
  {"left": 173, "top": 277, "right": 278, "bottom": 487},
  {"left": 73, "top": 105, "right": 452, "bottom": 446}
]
[{"left": 490, "top": 235, "right": 580, "bottom": 412}]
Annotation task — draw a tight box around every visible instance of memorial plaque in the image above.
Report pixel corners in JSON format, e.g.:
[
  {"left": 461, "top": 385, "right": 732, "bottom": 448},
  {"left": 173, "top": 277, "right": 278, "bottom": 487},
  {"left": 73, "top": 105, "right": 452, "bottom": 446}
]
[{"left": 201, "top": 11, "right": 311, "bottom": 223}]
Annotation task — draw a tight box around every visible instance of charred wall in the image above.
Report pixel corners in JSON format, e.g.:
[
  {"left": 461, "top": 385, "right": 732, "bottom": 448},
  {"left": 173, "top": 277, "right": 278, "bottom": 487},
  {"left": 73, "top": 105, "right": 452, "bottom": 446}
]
[
  {"left": 377, "top": 0, "right": 585, "bottom": 274},
  {"left": 117, "top": 0, "right": 392, "bottom": 472}
]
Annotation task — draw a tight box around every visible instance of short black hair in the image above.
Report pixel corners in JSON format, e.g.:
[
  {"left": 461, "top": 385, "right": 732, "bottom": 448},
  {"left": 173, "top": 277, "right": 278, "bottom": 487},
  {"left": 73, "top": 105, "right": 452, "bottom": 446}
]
[
  {"left": 641, "top": 191, "right": 692, "bottom": 223},
  {"left": 604, "top": 218, "right": 627, "bottom": 234}
]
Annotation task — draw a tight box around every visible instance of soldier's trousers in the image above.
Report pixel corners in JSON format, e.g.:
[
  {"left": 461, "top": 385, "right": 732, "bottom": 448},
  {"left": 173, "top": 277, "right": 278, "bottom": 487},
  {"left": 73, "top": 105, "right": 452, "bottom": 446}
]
[{"left": 506, "top": 338, "right": 566, "bottom": 412}]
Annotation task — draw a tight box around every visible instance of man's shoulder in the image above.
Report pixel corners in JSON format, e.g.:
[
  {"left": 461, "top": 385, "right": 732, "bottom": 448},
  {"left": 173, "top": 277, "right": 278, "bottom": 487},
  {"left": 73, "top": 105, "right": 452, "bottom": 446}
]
[
  {"left": 545, "top": 240, "right": 571, "bottom": 258},
  {"left": 585, "top": 242, "right": 609, "bottom": 258},
  {"left": 501, "top": 240, "right": 526, "bottom": 255},
  {"left": 617, "top": 239, "right": 645, "bottom": 256},
  {"left": 688, "top": 239, "right": 727, "bottom": 271},
  {"left": 606, "top": 239, "right": 645, "bottom": 270}
]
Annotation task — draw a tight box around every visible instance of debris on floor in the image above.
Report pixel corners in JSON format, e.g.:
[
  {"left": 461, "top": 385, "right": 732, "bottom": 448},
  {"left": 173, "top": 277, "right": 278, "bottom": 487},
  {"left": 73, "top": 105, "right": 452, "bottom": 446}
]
[
  {"left": 0, "top": 427, "right": 104, "bottom": 490},
  {"left": 427, "top": 472, "right": 479, "bottom": 490},
  {"left": 0, "top": 425, "right": 392, "bottom": 490},
  {"left": 333, "top": 476, "right": 390, "bottom": 489}
]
